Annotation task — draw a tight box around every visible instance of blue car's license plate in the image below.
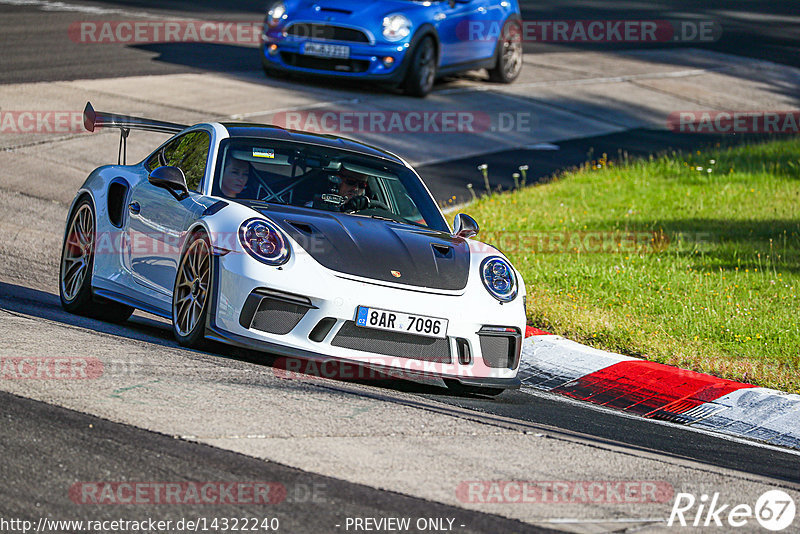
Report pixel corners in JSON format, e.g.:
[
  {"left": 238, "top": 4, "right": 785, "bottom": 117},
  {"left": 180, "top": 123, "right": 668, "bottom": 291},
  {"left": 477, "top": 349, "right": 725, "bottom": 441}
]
[
  {"left": 303, "top": 42, "right": 350, "bottom": 59},
  {"left": 356, "top": 306, "right": 448, "bottom": 339}
]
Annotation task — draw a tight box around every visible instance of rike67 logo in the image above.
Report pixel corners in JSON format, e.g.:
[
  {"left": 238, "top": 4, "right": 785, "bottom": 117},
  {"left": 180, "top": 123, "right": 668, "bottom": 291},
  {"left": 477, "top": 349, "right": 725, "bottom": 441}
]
[{"left": 668, "top": 490, "right": 796, "bottom": 531}]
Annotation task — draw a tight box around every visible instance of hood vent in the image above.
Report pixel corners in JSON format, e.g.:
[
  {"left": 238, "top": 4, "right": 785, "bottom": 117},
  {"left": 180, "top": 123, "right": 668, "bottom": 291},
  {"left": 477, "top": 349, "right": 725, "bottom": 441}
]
[
  {"left": 319, "top": 7, "right": 352, "bottom": 14},
  {"left": 432, "top": 244, "right": 453, "bottom": 258},
  {"left": 288, "top": 221, "right": 315, "bottom": 235}
]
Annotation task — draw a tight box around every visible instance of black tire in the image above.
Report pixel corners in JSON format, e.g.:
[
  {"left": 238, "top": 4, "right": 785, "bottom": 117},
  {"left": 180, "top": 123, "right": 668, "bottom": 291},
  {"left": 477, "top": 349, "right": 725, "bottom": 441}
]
[
  {"left": 59, "top": 198, "right": 134, "bottom": 323},
  {"left": 488, "top": 19, "right": 523, "bottom": 84},
  {"left": 263, "top": 64, "right": 287, "bottom": 79},
  {"left": 402, "top": 36, "right": 437, "bottom": 97},
  {"left": 172, "top": 230, "right": 213, "bottom": 348}
]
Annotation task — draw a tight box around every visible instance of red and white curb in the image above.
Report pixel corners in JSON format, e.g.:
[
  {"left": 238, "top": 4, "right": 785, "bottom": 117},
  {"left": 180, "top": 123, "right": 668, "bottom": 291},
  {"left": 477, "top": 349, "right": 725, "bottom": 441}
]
[{"left": 520, "top": 327, "right": 800, "bottom": 451}]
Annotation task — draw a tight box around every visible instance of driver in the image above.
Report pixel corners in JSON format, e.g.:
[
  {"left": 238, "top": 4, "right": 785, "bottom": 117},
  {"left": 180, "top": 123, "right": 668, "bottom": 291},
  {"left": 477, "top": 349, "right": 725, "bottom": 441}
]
[
  {"left": 336, "top": 167, "right": 371, "bottom": 211},
  {"left": 220, "top": 157, "right": 250, "bottom": 198}
]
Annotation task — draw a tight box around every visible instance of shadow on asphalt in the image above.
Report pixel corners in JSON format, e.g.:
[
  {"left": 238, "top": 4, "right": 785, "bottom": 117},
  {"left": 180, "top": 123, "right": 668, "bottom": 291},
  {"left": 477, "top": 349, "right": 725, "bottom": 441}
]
[
  {"left": 4, "top": 280, "right": 800, "bottom": 484},
  {"left": 130, "top": 42, "right": 474, "bottom": 98},
  {"left": 417, "top": 129, "right": 788, "bottom": 205},
  {"left": 516, "top": 0, "right": 800, "bottom": 70},
  {"left": 0, "top": 281, "right": 476, "bottom": 399}
]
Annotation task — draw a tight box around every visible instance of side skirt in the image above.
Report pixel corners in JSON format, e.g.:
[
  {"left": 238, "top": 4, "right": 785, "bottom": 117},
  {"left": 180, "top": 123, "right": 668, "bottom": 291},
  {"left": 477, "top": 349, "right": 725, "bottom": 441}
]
[{"left": 92, "top": 288, "right": 172, "bottom": 319}]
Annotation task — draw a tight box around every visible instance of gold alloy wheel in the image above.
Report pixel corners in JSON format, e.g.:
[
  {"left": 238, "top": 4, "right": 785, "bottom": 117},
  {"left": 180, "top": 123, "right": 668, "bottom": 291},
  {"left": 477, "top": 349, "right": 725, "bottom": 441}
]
[
  {"left": 60, "top": 203, "right": 94, "bottom": 302},
  {"left": 173, "top": 237, "right": 211, "bottom": 337}
]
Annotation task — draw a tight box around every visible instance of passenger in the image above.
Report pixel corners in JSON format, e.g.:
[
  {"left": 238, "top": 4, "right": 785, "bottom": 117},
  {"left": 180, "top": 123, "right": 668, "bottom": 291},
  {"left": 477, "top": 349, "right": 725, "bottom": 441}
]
[{"left": 220, "top": 157, "right": 250, "bottom": 198}]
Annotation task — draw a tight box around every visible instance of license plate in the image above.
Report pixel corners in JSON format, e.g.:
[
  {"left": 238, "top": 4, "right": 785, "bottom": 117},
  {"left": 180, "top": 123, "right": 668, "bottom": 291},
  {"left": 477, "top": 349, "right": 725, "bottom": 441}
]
[
  {"left": 355, "top": 306, "right": 448, "bottom": 339},
  {"left": 303, "top": 42, "right": 350, "bottom": 59}
]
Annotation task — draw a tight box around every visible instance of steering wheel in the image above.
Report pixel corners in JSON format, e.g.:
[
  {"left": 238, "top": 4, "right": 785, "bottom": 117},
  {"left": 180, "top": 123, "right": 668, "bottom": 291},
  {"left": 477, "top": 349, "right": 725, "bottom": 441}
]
[{"left": 368, "top": 199, "right": 390, "bottom": 211}]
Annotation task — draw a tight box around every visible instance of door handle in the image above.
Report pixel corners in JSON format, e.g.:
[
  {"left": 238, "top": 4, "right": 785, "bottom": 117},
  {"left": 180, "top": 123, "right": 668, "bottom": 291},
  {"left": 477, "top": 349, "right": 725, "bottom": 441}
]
[{"left": 128, "top": 202, "right": 141, "bottom": 215}]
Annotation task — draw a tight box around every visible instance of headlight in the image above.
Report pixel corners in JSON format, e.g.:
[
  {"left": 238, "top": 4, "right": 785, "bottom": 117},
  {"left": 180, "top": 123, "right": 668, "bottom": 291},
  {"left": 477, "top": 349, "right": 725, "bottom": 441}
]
[
  {"left": 382, "top": 13, "right": 411, "bottom": 41},
  {"left": 239, "top": 218, "right": 290, "bottom": 265},
  {"left": 267, "top": 1, "right": 287, "bottom": 28},
  {"left": 481, "top": 257, "right": 517, "bottom": 302}
]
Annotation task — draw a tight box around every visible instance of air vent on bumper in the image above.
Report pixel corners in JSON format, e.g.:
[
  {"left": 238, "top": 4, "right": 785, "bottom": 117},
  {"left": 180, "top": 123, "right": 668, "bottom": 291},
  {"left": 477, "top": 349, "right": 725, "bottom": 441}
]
[
  {"left": 478, "top": 326, "right": 521, "bottom": 369},
  {"left": 239, "top": 289, "right": 315, "bottom": 335}
]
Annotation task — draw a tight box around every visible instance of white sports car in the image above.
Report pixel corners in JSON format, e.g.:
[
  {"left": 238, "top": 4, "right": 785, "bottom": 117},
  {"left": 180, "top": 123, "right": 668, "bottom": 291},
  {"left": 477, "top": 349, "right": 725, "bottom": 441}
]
[{"left": 60, "top": 102, "right": 526, "bottom": 395}]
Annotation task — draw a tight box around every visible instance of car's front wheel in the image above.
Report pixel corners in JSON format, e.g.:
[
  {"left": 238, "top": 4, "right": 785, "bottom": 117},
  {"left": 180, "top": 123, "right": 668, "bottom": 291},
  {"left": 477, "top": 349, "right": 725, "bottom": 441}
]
[
  {"left": 402, "top": 36, "right": 437, "bottom": 97},
  {"left": 488, "top": 20, "right": 523, "bottom": 84},
  {"left": 172, "top": 230, "right": 212, "bottom": 348},
  {"left": 262, "top": 63, "right": 287, "bottom": 79},
  {"left": 59, "top": 199, "right": 133, "bottom": 322}
]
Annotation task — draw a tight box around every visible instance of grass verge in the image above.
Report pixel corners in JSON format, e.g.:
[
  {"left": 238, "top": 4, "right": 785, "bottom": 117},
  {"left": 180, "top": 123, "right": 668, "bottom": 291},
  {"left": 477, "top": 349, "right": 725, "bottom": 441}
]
[{"left": 466, "top": 138, "right": 800, "bottom": 393}]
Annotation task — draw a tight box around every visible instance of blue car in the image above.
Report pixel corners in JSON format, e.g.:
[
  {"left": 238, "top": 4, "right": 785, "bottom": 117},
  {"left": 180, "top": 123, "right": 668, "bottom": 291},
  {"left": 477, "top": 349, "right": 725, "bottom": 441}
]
[{"left": 260, "top": 0, "right": 523, "bottom": 97}]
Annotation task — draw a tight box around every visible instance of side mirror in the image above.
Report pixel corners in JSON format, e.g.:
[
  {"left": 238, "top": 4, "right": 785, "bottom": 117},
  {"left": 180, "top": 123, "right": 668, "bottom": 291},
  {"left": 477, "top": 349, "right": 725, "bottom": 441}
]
[
  {"left": 454, "top": 213, "right": 479, "bottom": 239},
  {"left": 149, "top": 166, "right": 189, "bottom": 200}
]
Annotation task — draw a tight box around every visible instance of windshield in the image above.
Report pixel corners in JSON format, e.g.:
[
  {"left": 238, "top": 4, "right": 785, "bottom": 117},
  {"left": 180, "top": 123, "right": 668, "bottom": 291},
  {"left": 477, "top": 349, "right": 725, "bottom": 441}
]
[{"left": 213, "top": 138, "right": 448, "bottom": 232}]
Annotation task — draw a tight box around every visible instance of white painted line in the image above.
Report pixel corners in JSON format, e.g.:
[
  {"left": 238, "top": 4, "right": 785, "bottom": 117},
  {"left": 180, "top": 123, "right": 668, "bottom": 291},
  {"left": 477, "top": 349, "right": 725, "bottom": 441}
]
[
  {"left": 525, "top": 143, "right": 560, "bottom": 150},
  {"left": 229, "top": 98, "right": 362, "bottom": 120},
  {"left": 689, "top": 388, "right": 800, "bottom": 446},
  {"left": 436, "top": 67, "right": 726, "bottom": 97},
  {"left": 0, "top": 0, "right": 184, "bottom": 18},
  {"left": 520, "top": 386, "right": 800, "bottom": 457},
  {"left": 520, "top": 336, "right": 800, "bottom": 451},
  {"left": 519, "top": 336, "right": 634, "bottom": 390},
  {"left": 542, "top": 518, "right": 665, "bottom": 525},
  {"left": 180, "top": 434, "right": 269, "bottom": 440},
  {"left": 413, "top": 134, "right": 606, "bottom": 168}
]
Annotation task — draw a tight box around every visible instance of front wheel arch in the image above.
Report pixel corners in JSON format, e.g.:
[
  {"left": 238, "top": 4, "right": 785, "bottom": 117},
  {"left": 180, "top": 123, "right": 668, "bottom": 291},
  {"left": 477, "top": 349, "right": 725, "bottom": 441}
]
[
  {"left": 63, "top": 192, "right": 95, "bottom": 240},
  {"left": 59, "top": 196, "right": 133, "bottom": 322}
]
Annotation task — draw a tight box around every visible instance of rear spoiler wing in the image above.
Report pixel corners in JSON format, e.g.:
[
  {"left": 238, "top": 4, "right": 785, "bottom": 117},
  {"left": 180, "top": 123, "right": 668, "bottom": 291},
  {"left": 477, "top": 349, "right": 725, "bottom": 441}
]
[{"left": 83, "top": 101, "right": 189, "bottom": 164}]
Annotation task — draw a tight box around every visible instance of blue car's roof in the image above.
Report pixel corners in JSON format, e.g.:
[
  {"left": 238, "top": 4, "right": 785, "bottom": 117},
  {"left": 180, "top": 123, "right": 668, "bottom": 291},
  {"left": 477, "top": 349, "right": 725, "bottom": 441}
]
[{"left": 220, "top": 123, "right": 403, "bottom": 165}]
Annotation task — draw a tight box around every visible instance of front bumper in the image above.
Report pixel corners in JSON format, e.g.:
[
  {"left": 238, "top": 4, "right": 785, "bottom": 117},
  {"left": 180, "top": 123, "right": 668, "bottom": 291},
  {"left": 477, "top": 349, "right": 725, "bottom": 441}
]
[
  {"left": 208, "top": 251, "right": 525, "bottom": 391},
  {"left": 261, "top": 28, "right": 412, "bottom": 83}
]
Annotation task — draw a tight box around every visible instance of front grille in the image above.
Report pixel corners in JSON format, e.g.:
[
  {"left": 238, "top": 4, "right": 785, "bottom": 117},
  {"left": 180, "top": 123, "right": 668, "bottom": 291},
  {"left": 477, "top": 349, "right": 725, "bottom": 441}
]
[
  {"left": 250, "top": 297, "right": 309, "bottom": 335},
  {"left": 280, "top": 52, "right": 371, "bottom": 73},
  {"left": 332, "top": 321, "right": 452, "bottom": 363},
  {"left": 479, "top": 333, "right": 521, "bottom": 369},
  {"left": 286, "top": 23, "right": 369, "bottom": 43}
]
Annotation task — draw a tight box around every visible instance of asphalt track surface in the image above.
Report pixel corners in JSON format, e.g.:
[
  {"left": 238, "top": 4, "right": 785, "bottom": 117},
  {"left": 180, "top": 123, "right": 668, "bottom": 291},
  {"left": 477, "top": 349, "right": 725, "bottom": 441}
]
[
  {"left": 2, "top": 0, "right": 800, "bottom": 531},
  {"left": 0, "top": 389, "right": 552, "bottom": 533},
  {"left": 1, "top": 282, "right": 799, "bottom": 484},
  {"left": 1, "top": 0, "right": 794, "bottom": 201},
  {"left": 1, "top": 0, "right": 799, "bottom": 84},
  {"left": 1, "top": 284, "right": 799, "bottom": 531}
]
